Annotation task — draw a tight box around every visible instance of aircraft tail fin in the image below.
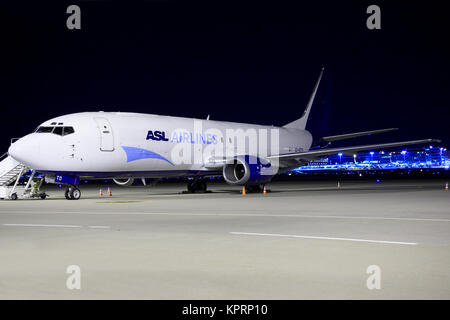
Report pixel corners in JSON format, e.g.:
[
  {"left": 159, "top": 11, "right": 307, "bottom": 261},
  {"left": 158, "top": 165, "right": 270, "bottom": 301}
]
[{"left": 283, "top": 67, "right": 324, "bottom": 130}]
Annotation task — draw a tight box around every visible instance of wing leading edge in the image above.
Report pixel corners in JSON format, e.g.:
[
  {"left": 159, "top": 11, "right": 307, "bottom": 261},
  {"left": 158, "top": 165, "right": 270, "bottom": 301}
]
[{"left": 321, "top": 128, "right": 399, "bottom": 142}]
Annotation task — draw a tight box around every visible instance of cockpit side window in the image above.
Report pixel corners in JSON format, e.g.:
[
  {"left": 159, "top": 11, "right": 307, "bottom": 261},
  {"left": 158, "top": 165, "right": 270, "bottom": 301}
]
[{"left": 63, "top": 127, "right": 75, "bottom": 136}]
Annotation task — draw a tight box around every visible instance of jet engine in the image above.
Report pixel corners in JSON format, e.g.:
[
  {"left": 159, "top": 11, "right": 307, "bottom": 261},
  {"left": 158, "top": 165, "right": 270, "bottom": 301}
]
[
  {"left": 112, "top": 178, "right": 135, "bottom": 186},
  {"left": 222, "top": 155, "right": 275, "bottom": 185}
]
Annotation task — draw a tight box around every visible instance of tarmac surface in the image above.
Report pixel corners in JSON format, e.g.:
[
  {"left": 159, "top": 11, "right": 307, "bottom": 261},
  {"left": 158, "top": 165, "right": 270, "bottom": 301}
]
[{"left": 0, "top": 179, "right": 449, "bottom": 299}]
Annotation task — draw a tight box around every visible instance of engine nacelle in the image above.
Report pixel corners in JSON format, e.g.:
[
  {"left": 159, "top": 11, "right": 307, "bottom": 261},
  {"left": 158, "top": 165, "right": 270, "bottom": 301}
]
[
  {"left": 113, "top": 178, "right": 135, "bottom": 186},
  {"left": 222, "top": 155, "right": 275, "bottom": 185}
]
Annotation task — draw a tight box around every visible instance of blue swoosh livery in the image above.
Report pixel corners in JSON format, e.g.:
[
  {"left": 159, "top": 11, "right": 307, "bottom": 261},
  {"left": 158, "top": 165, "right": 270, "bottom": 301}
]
[{"left": 122, "top": 146, "right": 174, "bottom": 166}]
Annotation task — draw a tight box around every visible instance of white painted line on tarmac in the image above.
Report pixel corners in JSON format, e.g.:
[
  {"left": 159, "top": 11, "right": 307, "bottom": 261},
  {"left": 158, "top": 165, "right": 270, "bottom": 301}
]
[
  {"left": 3, "top": 211, "right": 450, "bottom": 222},
  {"left": 230, "top": 232, "right": 418, "bottom": 246},
  {"left": 75, "top": 212, "right": 450, "bottom": 222},
  {"left": 3, "top": 223, "right": 81, "bottom": 228},
  {"left": 263, "top": 214, "right": 450, "bottom": 222},
  {"left": 2, "top": 223, "right": 111, "bottom": 229}
]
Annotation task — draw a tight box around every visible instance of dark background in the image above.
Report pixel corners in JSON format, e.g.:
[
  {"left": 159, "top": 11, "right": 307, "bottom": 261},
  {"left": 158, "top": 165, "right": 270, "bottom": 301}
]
[{"left": 0, "top": 1, "right": 448, "bottom": 154}]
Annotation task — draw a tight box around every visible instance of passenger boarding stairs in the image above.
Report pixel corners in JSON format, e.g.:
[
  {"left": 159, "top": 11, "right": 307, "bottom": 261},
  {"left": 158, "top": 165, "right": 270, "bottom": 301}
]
[
  {"left": 0, "top": 154, "right": 28, "bottom": 186},
  {"left": 0, "top": 153, "right": 31, "bottom": 199}
]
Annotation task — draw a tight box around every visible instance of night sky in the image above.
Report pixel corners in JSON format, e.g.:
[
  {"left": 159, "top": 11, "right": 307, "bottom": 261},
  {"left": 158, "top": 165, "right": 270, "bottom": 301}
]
[{"left": 1, "top": 1, "right": 448, "bottom": 153}]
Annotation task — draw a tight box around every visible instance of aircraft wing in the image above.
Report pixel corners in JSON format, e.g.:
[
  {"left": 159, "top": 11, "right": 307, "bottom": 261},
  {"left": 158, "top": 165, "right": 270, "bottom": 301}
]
[
  {"left": 268, "top": 139, "right": 440, "bottom": 160},
  {"left": 321, "top": 128, "right": 398, "bottom": 142}
]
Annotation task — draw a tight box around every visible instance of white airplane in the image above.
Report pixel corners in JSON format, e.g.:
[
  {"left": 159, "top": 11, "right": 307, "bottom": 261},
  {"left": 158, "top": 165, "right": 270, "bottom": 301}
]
[{"left": 6, "top": 69, "right": 439, "bottom": 200}]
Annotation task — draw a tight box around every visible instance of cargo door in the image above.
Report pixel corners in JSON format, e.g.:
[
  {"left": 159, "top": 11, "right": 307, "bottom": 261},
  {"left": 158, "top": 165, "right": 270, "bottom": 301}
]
[{"left": 94, "top": 117, "right": 115, "bottom": 151}]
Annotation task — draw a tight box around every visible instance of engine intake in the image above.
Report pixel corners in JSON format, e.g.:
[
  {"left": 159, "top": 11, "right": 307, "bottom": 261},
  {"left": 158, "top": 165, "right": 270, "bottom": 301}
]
[
  {"left": 223, "top": 155, "right": 275, "bottom": 185},
  {"left": 113, "top": 178, "right": 135, "bottom": 186}
]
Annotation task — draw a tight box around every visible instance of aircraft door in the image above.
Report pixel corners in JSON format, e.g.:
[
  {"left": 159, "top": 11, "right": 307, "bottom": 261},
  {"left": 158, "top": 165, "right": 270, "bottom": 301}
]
[{"left": 94, "top": 117, "right": 115, "bottom": 151}]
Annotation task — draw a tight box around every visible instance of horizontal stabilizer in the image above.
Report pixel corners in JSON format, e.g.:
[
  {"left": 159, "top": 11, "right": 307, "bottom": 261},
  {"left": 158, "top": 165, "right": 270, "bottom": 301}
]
[
  {"left": 321, "top": 128, "right": 398, "bottom": 142},
  {"left": 268, "top": 139, "right": 441, "bottom": 160}
]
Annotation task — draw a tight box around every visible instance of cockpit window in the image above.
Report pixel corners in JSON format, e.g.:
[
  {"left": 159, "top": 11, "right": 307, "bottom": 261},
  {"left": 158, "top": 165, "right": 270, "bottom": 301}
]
[
  {"left": 53, "top": 127, "right": 63, "bottom": 136},
  {"left": 35, "top": 126, "right": 75, "bottom": 136},
  {"left": 63, "top": 127, "right": 75, "bottom": 136},
  {"left": 36, "top": 126, "right": 54, "bottom": 133}
]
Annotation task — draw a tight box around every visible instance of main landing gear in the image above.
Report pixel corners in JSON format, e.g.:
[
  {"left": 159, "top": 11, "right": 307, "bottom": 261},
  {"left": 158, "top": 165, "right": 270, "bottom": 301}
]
[
  {"left": 65, "top": 186, "right": 81, "bottom": 200},
  {"left": 244, "top": 184, "right": 264, "bottom": 193},
  {"left": 185, "top": 179, "right": 208, "bottom": 193}
]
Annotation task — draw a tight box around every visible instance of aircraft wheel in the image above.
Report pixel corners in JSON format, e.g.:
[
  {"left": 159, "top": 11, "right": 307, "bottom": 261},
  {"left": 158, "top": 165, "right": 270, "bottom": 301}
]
[
  {"left": 187, "top": 180, "right": 195, "bottom": 193},
  {"left": 187, "top": 180, "right": 207, "bottom": 193},
  {"left": 65, "top": 189, "right": 72, "bottom": 200},
  {"left": 40, "top": 193, "right": 47, "bottom": 200},
  {"left": 197, "top": 180, "right": 207, "bottom": 192},
  {"left": 10, "top": 193, "right": 18, "bottom": 200},
  {"left": 70, "top": 188, "right": 81, "bottom": 200}
]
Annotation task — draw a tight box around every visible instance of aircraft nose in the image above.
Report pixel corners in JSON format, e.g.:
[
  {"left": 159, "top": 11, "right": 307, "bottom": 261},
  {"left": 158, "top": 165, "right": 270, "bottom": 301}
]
[
  {"left": 8, "top": 142, "right": 19, "bottom": 159},
  {"left": 8, "top": 136, "right": 39, "bottom": 166}
]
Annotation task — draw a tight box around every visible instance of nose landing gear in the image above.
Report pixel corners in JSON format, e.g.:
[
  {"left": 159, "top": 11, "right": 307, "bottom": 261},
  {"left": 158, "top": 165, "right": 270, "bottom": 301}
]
[{"left": 65, "top": 186, "right": 81, "bottom": 200}]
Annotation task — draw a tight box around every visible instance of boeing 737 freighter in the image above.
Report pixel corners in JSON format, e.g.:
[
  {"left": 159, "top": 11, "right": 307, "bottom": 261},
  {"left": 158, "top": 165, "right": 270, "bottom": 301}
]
[{"left": 3, "top": 69, "right": 439, "bottom": 200}]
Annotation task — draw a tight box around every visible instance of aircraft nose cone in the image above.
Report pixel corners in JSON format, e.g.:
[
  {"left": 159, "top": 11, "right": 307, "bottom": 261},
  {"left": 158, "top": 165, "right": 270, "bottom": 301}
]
[
  {"left": 8, "top": 136, "right": 38, "bottom": 166},
  {"left": 8, "top": 142, "right": 19, "bottom": 160}
]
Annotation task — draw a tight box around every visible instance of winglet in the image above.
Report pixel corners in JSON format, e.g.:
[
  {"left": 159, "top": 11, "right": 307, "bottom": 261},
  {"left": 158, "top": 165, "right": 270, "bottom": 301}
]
[{"left": 283, "top": 67, "right": 324, "bottom": 130}]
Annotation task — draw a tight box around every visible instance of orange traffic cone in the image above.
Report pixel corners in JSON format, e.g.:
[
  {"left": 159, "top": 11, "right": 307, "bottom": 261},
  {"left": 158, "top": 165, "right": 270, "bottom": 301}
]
[
  {"left": 337, "top": 181, "right": 341, "bottom": 189},
  {"left": 445, "top": 182, "right": 448, "bottom": 191},
  {"left": 99, "top": 188, "right": 103, "bottom": 197},
  {"left": 107, "top": 187, "right": 112, "bottom": 197},
  {"left": 263, "top": 185, "right": 267, "bottom": 195},
  {"left": 242, "top": 186, "right": 246, "bottom": 196}
]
